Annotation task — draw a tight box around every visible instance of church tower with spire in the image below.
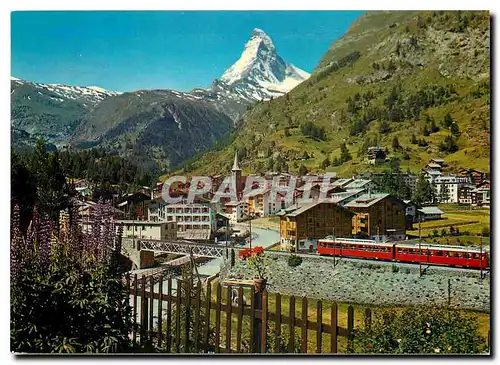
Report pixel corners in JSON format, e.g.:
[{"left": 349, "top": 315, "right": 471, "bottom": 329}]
[{"left": 231, "top": 151, "right": 242, "bottom": 199}]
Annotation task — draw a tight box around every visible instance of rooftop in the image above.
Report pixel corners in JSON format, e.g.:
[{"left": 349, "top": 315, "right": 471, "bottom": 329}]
[
  {"left": 330, "top": 189, "right": 366, "bottom": 203},
  {"left": 344, "top": 179, "right": 375, "bottom": 190},
  {"left": 344, "top": 193, "right": 391, "bottom": 208},
  {"left": 418, "top": 206, "right": 444, "bottom": 215},
  {"left": 116, "top": 219, "right": 175, "bottom": 225},
  {"left": 277, "top": 201, "right": 352, "bottom": 217}
]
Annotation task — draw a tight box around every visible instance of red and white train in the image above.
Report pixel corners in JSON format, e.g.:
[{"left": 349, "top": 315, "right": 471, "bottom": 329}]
[{"left": 317, "top": 237, "right": 489, "bottom": 270}]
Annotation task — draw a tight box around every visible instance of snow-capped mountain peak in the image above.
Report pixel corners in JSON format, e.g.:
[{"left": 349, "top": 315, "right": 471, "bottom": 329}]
[
  {"left": 219, "top": 28, "right": 310, "bottom": 101},
  {"left": 11, "top": 77, "right": 121, "bottom": 105}
]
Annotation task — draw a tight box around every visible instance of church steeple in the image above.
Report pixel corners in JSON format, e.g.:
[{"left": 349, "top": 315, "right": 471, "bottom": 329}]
[{"left": 232, "top": 152, "right": 241, "bottom": 171}]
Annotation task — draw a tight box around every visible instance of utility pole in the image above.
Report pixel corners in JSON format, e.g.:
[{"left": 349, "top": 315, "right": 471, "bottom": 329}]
[
  {"left": 480, "top": 236, "right": 483, "bottom": 280},
  {"left": 419, "top": 216, "right": 422, "bottom": 278},
  {"left": 447, "top": 278, "right": 451, "bottom": 307},
  {"left": 248, "top": 213, "right": 253, "bottom": 251},
  {"left": 333, "top": 227, "right": 336, "bottom": 267},
  {"left": 225, "top": 217, "right": 228, "bottom": 259}
]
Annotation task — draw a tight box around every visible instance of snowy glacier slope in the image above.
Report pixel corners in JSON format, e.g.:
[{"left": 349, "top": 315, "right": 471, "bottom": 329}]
[{"left": 220, "top": 28, "right": 310, "bottom": 101}]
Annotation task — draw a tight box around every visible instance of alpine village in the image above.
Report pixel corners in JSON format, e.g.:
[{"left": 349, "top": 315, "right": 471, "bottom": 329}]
[{"left": 11, "top": 11, "right": 491, "bottom": 355}]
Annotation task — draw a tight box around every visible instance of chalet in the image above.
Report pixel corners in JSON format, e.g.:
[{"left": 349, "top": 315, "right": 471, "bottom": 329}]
[
  {"left": 344, "top": 193, "right": 407, "bottom": 241},
  {"left": 223, "top": 201, "right": 249, "bottom": 223},
  {"left": 246, "top": 187, "right": 288, "bottom": 217},
  {"left": 458, "top": 185, "right": 476, "bottom": 204},
  {"left": 294, "top": 182, "right": 346, "bottom": 202},
  {"left": 403, "top": 199, "right": 418, "bottom": 227},
  {"left": 457, "top": 168, "right": 487, "bottom": 186},
  {"left": 117, "top": 191, "right": 151, "bottom": 220},
  {"left": 277, "top": 202, "right": 354, "bottom": 252},
  {"left": 429, "top": 158, "right": 446, "bottom": 167},
  {"left": 366, "top": 147, "right": 387, "bottom": 165},
  {"left": 425, "top": 162, "right": 442, "bottom": 171},
  {"left": 470, "top": 169, "right": 488, "bottom": 186},
  {"left": 472, "top": 183, "right": 490, "bottom": 207},
  {"left": 116, "top": 220, "right": 177, "bottom": 240},
  {"left": 418, "top": 206, "right": 444, "bottom": 221}
]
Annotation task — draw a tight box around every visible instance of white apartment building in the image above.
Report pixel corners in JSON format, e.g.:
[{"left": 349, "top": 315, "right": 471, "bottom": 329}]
[
  {"left": 434, "top": 175, "right": 470, "bottom": 203},
  {"left": 148, "top": 201, "right": 217, "bottom": 240}
]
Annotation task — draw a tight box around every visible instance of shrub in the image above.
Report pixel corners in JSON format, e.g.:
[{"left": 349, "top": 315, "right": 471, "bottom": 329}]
[
  {"left": 10, "top": 203, "right": 132, "bottom": 353},
  {"left": 354, "top": 306, "right": 487, "bottom": 354},
  {"left": 481, "top": 227, "right": 490, "bottom": 237},
  {"left": 288, "top": 254, "right": 303, "bottom": 268}
]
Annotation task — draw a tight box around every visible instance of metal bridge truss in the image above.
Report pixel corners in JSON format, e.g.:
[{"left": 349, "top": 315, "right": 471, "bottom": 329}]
[{"left": 138, "top": 239, "right": 228, "bottom": 258}]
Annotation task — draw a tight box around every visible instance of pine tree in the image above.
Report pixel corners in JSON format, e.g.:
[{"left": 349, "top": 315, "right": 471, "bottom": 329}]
[
  {"left": 340, "top": 143, "right": 352, "bottom": 163},
  {"left": 443, "top": 113, "right": 454, "bottom": 128},
  {"left": 450, "top": 122, "right": 460, "bottom": 136},
  {"left": 392, "top": 136, "right": 400, "bottom": 150},
  {"left": 379, "top": 121, "right": 390, "bottom": 134},
  {"left": 413, "top": 175, "right": 434, "bottom": 206},
  {"left": 320, "top": 157, "right": 331, "bottom": 170},
  {"left": 298, "top": 164, "right": 308, "bottom": 176}
]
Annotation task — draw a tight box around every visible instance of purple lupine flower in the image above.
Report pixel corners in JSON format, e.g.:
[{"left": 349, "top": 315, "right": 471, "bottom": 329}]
[
  {"left": 115, "top": 222, "right": 123, "bottom": 253},
  {"left": 38, "top": 213, "right": 52, "bottom": 272},
  {"left": 10, "top": 234, "right": 22, "bottom": 281},
  {"left": 90, "top": 207, "right": 101, "bottom": 258},
  {"left": 11, "top": 204, "right": 20, "bottom": 236}
]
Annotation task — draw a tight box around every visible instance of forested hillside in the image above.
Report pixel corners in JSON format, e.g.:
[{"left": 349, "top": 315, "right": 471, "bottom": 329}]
[{"left": 178, "top": 11, "right": 490, "bottom": 178}]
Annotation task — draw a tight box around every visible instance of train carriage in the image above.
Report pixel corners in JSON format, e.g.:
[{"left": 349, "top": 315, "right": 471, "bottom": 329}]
[
  {"left": 317, "top": 238, "right": 394, "bottom": 261},
  {"left": 395, "top": 243, "right": 488, "bottom": 269},
  {"left": 317, "top": 237, "right": 489, "bottom": 270}
]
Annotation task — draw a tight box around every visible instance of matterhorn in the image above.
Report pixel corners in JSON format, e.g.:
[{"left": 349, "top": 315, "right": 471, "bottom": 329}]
[{"left": 218, "top": 28, "right": 310, "bottom": 101}]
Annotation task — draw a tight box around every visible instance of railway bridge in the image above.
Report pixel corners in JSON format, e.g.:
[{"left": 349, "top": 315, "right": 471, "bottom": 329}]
[
  {"left": 137, "top": 239, "right": 230, "bottom": 258},
  {"left": 122, "top": 238, "right": 236, "bottom": 269}
]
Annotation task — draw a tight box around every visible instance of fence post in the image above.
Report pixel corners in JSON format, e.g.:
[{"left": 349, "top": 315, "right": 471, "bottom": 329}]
[
  {"left": 252, "top": 284, "right": 263, "bottom": 353},
  {"left": 132, "top": 274, "right": 138, "bottom": 347},
  {"left": 347, "top": 305, "right": 354, "bottom": 353},
  {"left": 301, "top": 297, "right": 308, "bottom": 353},
  {"left": 140, "top": 276, "right": 148, "bottom": 345},
  {"left": 330, "top": 303, "right": 338, "bottom": 353},
  {"left": 364, "top": 308, "right": 372, "bottom": 330},
  {"left": 260, "top": 291, "right": 268, "bottom": 353},
  {"left": 230, "top": 249, "right": 235, "bottom": 267},
  {"left": 316, "top": 301, "right": 323, "bottom": 353}
]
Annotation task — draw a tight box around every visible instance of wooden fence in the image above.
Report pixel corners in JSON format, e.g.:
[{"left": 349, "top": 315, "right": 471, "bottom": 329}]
[{"left": 127, "top": 274, "right": 366, "bottom": 354}]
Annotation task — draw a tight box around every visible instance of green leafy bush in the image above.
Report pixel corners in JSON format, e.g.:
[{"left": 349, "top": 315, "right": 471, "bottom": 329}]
[
  {"left": 10, "top": 202, "right": 132, "bottom": 353},
  {"left": 354, "top": 306, "right": 487, "bottom": 354},
  {"left": 287, "top": 254, "right": 303, "bottom": 268}
]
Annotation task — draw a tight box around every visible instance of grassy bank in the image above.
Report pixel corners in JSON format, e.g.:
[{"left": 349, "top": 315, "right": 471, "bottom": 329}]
[{"left": 407, "top": 208, "right": 490, "bottom": 245}]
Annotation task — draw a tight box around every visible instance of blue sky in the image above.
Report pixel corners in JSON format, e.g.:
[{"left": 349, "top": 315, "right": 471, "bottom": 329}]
[{"left": 11, "top": 11, "right": 363, "bottom": 92}]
